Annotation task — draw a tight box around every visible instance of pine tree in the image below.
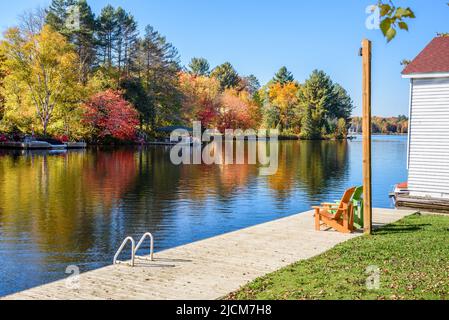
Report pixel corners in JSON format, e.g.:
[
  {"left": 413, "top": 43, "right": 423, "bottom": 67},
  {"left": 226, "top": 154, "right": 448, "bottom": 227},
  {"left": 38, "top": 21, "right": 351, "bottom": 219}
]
[
  {"left": 331, "top": 84, "right": 354, "bottom": 122},
  {"left": 272, "top": 66, "right": 294, "bottom": 85},
  {"left": 188, "top": 57, "right": 210, "bottom": 76},
  {"left": 71, "top": 0, "right": 96, "bottom": 82},
  {"left": 210, "top": 62, "right": 240, "bottom": 90},
  {"left": 301, "top": 107, "right": 317, "bottom": 139},
  {"left": 46, "top": 0, "right": 96, "bottom": 83},
  {"left": 97, "top": 5, "right": 116, "bottom": 67},
  {"left": 297, "top": 70, "right": 334, "bottom": 139},
  {"left": 113, "top": 8, "right": 138, "bottom": 77},
  {"left": 241, "top": 74, "right": 261, "bottom": 95},
  {"left": 46, "top": 0, "right": 76, "bottom": 32},
  {"left": 133, "top": 25, "right": 181, "bottom": 130}
]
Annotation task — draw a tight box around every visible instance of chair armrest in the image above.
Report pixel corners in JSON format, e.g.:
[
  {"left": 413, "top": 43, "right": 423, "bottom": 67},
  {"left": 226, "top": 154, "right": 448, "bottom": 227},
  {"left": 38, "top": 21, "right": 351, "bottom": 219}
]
[{"left": 321, "top": 203, "right": 339, "bottom": 207}]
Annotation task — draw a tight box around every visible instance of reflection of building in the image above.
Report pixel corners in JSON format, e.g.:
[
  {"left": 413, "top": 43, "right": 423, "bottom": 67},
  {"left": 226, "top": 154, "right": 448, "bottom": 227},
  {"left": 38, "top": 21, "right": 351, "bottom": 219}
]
[{"left": 401, "top": 36, "right": 449, "bottom": 206}]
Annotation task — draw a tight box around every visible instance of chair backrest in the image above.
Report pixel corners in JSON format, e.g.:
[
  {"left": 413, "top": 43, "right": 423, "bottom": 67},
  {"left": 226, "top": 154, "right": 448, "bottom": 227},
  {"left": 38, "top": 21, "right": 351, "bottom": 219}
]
[
  {"left": 352, "top": 186, "right": 364, "bottom": 202},
  {"left": 334, "top": 187, "right": 357, "bottom": 219}
]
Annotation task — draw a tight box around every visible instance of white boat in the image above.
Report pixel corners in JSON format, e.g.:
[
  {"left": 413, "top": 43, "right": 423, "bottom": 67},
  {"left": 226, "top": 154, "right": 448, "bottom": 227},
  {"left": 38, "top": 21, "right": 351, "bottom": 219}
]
[{"left": 389, "top": 182, "right": 409, "bottom": 200}]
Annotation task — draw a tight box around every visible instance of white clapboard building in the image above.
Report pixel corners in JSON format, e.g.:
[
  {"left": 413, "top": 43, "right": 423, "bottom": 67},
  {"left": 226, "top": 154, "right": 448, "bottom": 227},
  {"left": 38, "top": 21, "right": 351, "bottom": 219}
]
[{"left": 402, "top": 36, "right": 449, "bottom": 200}]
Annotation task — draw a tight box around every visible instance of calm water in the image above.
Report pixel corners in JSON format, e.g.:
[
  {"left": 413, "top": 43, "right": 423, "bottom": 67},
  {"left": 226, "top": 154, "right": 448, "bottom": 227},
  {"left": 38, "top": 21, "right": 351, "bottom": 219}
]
[{"left": 0, "top": 136, "right": 407, "bottom": 296}]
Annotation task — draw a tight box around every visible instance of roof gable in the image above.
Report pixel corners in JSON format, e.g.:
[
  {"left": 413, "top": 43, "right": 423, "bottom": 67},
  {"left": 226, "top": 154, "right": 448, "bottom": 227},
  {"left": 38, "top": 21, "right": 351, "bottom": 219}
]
[{"left": 402, "top": 37, "right": 449, "bottom": 75}]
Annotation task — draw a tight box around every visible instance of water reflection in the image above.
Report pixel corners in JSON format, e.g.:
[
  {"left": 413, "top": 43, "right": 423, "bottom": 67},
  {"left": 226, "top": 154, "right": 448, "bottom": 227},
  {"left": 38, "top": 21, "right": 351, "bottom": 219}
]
[{"left": 0, "top": 137, "right": 407, "bottom": 296}]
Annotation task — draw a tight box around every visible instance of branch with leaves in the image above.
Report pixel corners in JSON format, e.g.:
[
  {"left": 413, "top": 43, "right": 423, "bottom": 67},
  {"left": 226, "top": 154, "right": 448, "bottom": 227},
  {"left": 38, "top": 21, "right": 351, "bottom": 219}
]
[
  {"left": 377, "top": 2, "right": 449, "bottom": 42},
  {"left": 377, "top": 1, "right": 416, "bottom": 42}
]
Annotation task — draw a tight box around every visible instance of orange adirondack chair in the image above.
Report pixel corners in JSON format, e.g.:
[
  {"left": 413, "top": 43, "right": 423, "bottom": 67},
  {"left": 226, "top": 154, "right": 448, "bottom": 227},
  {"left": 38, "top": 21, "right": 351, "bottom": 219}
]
[{"left": 313, "top": 187, "right": 357, "bottom": 234}]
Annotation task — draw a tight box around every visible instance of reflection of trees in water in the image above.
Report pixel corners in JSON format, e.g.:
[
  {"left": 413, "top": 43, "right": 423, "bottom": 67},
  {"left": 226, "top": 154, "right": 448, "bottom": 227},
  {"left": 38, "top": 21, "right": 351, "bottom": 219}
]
[
  {"left": 268, "top": 141, "right": 349, "bottom": 200},
  {"left": 0, "top": 141, "right": 349, "bottom": 267},
  {"left": 0, "top": 149, "right": 138, "bottom": 264},
  {"left": 297, "top": 141, "right": 349, "bottom": 194},
  {"left": 119, "top": 147, "right": 182, "bottom": 232},
  {"left": 177, "top": 141, "right": 258, "bottom": 203}
]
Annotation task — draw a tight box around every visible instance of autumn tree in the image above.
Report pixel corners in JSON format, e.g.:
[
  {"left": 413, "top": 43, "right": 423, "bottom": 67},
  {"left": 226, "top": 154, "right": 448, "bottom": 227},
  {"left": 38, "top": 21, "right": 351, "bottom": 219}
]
[
  {"left": 179, "top": 72, "right": 221, "bottom": 128},
  {"left": 188, "top": 57, "right": 210, "bottom": 76},
  {"left": 218, "top": 89, "right": 261, "bottom": 131},
  {"left": 0, "top": 25, "right": 81, "bottom": 136},
  {"left": 266, "top": 82, "right": 301, "bottom": 131},
  {"left": 83, "top": 90, "right": 139, "bottom": 142},
  {"left": 352, "top": 116, "right": 408, "bottom": 134},
  {"left": 219, "top": 92, "right": 252, "bottom": 131}
]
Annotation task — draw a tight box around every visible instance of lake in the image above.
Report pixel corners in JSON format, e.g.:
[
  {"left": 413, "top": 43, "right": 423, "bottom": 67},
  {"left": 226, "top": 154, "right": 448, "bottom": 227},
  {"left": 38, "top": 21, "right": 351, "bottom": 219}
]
[{"left": 0, "top": 135, "right": 407, "bottom": 297}]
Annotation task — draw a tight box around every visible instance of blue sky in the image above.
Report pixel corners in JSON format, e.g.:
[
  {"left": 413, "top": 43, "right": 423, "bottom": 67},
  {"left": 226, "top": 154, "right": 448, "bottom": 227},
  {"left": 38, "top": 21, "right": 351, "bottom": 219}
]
[{"left": 0, "top": 0, "right": 447, "bottom": 116}]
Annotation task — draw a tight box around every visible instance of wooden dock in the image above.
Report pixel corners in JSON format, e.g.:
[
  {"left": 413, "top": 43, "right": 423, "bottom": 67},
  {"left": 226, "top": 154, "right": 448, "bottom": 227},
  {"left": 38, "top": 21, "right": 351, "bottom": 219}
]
[
  {"left": 2, "top": 208, "right": 415, "bottom": 300},
  {"left": 397, "top": 195, "right": 449, "bottom": 212},
  {"left": 0, "top": 141, "right": 86, "bottom": 150}
]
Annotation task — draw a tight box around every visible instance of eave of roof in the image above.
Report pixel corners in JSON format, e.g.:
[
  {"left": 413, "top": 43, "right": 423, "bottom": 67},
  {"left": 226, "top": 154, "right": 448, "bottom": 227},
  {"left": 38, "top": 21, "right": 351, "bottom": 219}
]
[{"left": 402, "top": 72, "right": 449, "bottom": 79}]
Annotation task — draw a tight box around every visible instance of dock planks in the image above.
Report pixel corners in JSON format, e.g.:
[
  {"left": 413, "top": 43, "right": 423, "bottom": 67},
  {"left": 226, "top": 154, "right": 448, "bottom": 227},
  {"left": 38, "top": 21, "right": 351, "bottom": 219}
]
[{"left": 2, "top": 208, "right": 415, "bottom": 300}]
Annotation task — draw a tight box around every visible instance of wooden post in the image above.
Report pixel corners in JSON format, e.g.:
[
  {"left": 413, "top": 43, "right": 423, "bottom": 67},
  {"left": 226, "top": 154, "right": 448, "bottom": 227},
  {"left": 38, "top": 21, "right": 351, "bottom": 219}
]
[{"left": 361, "top": 39, "right": 373, "bottom": 235}]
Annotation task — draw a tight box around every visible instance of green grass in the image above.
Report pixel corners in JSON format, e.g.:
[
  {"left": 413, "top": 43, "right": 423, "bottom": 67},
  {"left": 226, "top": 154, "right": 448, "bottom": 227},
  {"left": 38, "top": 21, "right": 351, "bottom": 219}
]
[{"left": 228, "top": 214, "right": 449, "bottom": 300}]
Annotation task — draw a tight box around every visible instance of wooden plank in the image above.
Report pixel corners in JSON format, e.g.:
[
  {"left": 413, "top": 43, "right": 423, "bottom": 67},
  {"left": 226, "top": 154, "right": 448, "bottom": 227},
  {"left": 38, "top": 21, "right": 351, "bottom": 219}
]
[{"left": 361, "top": 39, "right": 373, "bottom": 235}]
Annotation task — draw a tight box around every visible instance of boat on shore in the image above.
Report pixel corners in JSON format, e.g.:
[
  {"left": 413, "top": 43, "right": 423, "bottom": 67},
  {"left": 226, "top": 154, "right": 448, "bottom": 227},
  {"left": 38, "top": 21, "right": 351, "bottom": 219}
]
[
  {"left": 389, "top": 182, "right": 409, "bottom": 203},
  {"left": 0, "top": 140, "right": 87, "bottom": 150}
]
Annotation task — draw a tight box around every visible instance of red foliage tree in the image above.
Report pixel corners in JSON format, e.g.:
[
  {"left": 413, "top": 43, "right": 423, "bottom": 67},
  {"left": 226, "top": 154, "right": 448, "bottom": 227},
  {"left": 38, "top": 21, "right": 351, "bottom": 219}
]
[
  {"left": 83, "top": 90, "right": 139, "bottom": 141},
  {"left": 218, "top": 89, "right": 258, "bottom": 132}
]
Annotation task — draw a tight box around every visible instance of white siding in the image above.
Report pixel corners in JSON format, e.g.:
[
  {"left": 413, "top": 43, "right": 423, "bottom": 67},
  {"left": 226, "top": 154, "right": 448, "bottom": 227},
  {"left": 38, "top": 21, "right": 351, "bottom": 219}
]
[{"left": 408, "top": 77, "right": 449, "bottom": 199}]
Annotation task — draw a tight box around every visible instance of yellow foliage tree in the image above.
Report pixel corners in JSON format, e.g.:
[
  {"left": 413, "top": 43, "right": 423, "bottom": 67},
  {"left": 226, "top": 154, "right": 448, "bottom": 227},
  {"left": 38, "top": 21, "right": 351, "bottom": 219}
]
[
  {"left": 0, "top": 25, "right": 83, "bottom": 137},
  {"left": 267, "top": 82, "right": 300, "bottom": 131}
]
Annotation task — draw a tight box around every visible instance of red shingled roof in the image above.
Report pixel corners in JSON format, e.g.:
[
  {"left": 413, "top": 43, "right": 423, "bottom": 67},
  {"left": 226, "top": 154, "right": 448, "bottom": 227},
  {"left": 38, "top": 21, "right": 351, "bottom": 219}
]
[{"left": 402, "top": 36, "right": 449, "bottom": 75}]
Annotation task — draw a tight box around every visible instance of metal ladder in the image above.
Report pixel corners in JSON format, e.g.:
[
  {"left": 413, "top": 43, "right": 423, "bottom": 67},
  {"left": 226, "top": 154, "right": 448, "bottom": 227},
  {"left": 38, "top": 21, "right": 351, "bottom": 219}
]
[{"left": 113, "top": 233, "right": 155, "bottom": 267}]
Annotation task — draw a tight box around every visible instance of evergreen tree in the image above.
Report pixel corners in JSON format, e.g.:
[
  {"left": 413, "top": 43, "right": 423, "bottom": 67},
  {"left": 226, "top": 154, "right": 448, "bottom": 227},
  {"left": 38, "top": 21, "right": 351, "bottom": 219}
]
[
  {"left": 210, "top": 62, "right": 240, "bottom": 90},
  {"left": 120, "top": 78, "right": 151, "bottom": 129},
  {"left": 188, "top": 57, "right": 210, "bottom": 76},
  {"left": 296, "top": 70, "right": 354, "bottom": 139},
  {"left": 46, "top": 0, "right": 96, "bottom": 83},
  {"left": 97, "top": 5, "right": 116, "bottom": 67},
  {"left": 272, "top": 66, "right": 294, "bottom": 85},
  {"left": 113, "top": 8, "right": 138, "bottom": 76},
  {"left": 71, "top": 0, "right": 96, "bottom": 82},
  {"left": 241, "top": 74, "right": 261, "bottom": 95},
  {"left": 297, "top": 70, "right": 334, "bottom": 139},
  {"left": 301, "top": 107, "right": 318, "bottom": 139},
  {"left": 331, "top": 84, "right": 354, "bottom": 122},
  {"left": 46, "top": 0, "right": 76, "bottom": 32},
  {"left": 122, "top": 14, "right": 138, "bottom": 76},
  {"left": 133, "top": 25, "right": 181, "bottom": 130}
]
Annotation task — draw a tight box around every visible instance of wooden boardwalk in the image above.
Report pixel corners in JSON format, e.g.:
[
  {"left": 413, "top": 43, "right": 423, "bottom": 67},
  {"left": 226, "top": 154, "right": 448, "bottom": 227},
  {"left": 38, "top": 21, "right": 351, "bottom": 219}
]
[{"left": 3, "top": 208, "right": 415, "bottom": 300}]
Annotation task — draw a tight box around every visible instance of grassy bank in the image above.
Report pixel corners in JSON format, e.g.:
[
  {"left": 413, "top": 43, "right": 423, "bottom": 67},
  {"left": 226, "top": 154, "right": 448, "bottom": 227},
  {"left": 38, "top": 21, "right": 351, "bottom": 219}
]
[{"left": 228, "top": 214, "right": 449, "bottom": 300}]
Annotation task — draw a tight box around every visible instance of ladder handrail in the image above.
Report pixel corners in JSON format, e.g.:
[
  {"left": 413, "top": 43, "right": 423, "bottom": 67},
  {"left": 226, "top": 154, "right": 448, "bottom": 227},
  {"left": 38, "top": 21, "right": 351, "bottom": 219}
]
[
  {"left": 134, "top": 232, "right": 154, "bottom": 261},
  {"left": 113, "top": 237, "right": 136, "bottom": 267}
]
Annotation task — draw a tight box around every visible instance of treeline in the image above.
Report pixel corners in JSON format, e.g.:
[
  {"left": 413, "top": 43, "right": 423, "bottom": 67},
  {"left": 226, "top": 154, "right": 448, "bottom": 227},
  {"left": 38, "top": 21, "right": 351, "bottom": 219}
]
[
  {"left": 0, "top": 0, "right": 354, "bottom": 143},
  {"left": 351, "top": 115, "right": 409, "bottom": 134}
]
